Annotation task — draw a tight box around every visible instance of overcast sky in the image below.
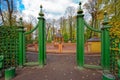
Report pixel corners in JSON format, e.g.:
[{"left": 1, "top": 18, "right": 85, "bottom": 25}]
[{"left": 18, "top": 0, "right": 88, "bottom": 21}]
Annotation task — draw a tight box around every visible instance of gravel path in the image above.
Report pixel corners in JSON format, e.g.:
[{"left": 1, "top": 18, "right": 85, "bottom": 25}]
[{"left": 11, "top": 53, "right": 102, "bottom": 80}]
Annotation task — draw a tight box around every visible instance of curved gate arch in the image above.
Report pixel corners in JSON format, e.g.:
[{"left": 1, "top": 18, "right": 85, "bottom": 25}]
[{"left": 18, "top": 5, "right": 46, "bottom": 67}]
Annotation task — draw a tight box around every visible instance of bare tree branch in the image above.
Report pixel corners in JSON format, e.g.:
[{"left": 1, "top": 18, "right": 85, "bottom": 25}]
[
  {"left": 6, "top": 0, "right": 14, "bottom": 26},
  {"left": 65, "top": 6, "right": 75, "bottom": 41},
  {"left": 0, "top": 0, "right": 5, "bottom": 24}
]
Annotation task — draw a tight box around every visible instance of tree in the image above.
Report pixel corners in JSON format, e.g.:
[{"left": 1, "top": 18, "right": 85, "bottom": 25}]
[
  {"left": 6, "top": 0, "right": 13, "bottom": 26},
  {"left": 23, "top": 15, "right": 37, "bottom": 43},
  {"left": 95, "top": 0, "right": 120, "bottom": 38},
  {"left": 52, "top": 19, "right": 56, "bottom": 40},
  {"left": 65, "top": 6, "right": 75, "bottom": 41},
  {"left": 0, "top": 0, "right": 4, "bottom": 24},
  {"left": 0, "top": 0, "right": 17, "bottom": 26},
  {"left": 107, "top": 0, "right": 120, "bottom": 38},
  {"left": 46, "top": 23, "right": 51, "bottom": 41},
  {"left": 83, "top": 0, "right": 110, "bottom": 38},
  {"left": 59, "top": 17, "right": 67, "bottom": 35},
  {"left": 27, "top": 15, "right": 37, "bottom": 25},
  {"left": 59, "top": 17, "right": 69, "bottom": 42},
  {"left": 24, "top": 21, "right": 33, "bottom": 43},
  {"left": 84, "top": 0, "right": 120, "bottom": 38}
]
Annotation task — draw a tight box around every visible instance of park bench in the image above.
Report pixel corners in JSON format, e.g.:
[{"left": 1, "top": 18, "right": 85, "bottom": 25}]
[{"left": 0, "top": 55, "right": 4, "bottom": 77}]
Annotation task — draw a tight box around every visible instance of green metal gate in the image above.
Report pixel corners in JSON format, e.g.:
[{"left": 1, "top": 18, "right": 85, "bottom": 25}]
[
  {"left": 76, "top": 2, "right": 110, "bottom": 70},
  {"left": 17, "top": 5, "right": 46, "bottom": 67}
]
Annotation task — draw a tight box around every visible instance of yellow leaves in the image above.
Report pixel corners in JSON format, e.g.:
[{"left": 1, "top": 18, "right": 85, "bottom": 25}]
[
  {"left": 111, "top": 48, "right": 120, "bottom": 51},
  {"left": 97, "top": 12, "right": 104, "bottom": 20},
  {"left": 109, "top": 21, "right": 120, "bottom": 38},
  {"left": 98, "top": 0, "right": 102, "bottom": 4}
]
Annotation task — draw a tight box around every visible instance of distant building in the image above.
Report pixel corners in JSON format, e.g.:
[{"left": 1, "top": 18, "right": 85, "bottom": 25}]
[{"left": 54, "top": 30, "right": 64, "bottom": 46}]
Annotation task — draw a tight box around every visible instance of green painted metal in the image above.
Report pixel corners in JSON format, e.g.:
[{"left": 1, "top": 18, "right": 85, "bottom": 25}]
[
  {"left": 23, "top": 33, "right": 26, "bottom": 65},
  {"left": 24, "top": 62, "right": 39, "bottom": 66},
  {"left": 5, "top": 67, "right": 15, "bottom": 80},
  {"left": 84, "top": 64, "right": 102, "bottom": 69},
  {"left": 17, "top": 5, "right": 46, "bottom": 67},
  {"left": 25, "top": 24, "right": 38, "bottom": 35},
  {"left": 0, "top": 55, "right": 4, "bottom": 69},
  {"left": 38, "top": 5, "right": 46, "bottom": 67},
  {"left": 76, "top": 2, "right": 84, "bottom": 68},
  {"left": 76, "top": 3, "right": 112, "bottom": 71},
  {"left": 84, "top": 20, "right": 101, "bottom": 33},
  {"left": 101, "top": 12, "right": 110, "bottom": 70},
  {"left": 18, "top": 18, "right": 24, "bottom": 67},
  {"left": 44, "top": 20, "right": 47, "bottom": 64},
  {"left": 0, "top": 55, "right": 4, "bottom": 77},
  {"left": 118, "top": 60, "right": 120, "bottom": 78},
  {"left": 102, "top": 73, "right": 115, "bottom": 80}
]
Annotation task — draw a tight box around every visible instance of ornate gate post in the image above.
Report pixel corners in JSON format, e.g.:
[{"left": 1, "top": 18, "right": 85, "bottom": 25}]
[
  {"left": 38, "top": 5, "right": 46, "bottom": 67},
  {"left": 18, "top": 18, "right": 25, "bottom": 67},
  {"left": 101, "top": 12, "right": 110, "bottom": 71},
  {"left": 76, "top": 2, "right": 84, "bottom": 68}
]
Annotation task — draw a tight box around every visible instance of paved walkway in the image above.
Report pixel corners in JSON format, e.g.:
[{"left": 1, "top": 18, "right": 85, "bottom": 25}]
[{"left": 11, "top": 53, "right": 102, "bottom": 80}]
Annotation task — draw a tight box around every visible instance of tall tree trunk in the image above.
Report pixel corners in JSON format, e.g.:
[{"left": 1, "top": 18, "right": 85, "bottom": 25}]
[
  {"left": 46, "top": 25, "right": 50, "bottom": 40},
  {"left": 0, "top": 9, "right": 4, "bottom": 24},
  {"left": 69, "top": 16, "right": 72, "bottom": 41},
  {"left": 6, "top": 0, "right": 13, "bottom": 26},
  {"left": 94, "top": 11, "right": 97, "bottom": 36},
  {"left": 89, "top": 13, "right": 94, "bottom": 38}
]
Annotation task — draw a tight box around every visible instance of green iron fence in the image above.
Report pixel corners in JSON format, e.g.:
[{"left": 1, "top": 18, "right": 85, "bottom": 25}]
[{"left": 0, "top": 26, "right": 19, "bottom": 69}]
